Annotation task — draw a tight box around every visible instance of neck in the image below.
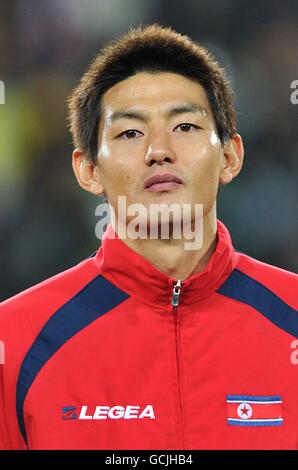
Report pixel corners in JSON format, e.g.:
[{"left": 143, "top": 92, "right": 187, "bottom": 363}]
[{"left": 115, "top": 208, "right": 218, "bottom": 281}]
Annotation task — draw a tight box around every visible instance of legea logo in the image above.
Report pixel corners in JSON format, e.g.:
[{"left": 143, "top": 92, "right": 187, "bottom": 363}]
[{"left": 62, "top": 404, "right": 155, "bottom": 420}]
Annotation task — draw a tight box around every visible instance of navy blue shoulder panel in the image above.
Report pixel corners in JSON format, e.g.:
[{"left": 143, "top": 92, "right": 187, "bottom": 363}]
[
  {"left": 217, "top": 268, "right": 298, "bottom": 338},
  {"left": 16, "top": 275, "right": 129, "bottom": 446}
]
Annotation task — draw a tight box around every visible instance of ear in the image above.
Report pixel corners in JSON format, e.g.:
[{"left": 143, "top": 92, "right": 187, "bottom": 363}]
[
  {"left": 219, "top": 133, "right": 244, "bottom": 186},
  {"left": 72, "top": 148, "right": 105, "bottom": 196}
]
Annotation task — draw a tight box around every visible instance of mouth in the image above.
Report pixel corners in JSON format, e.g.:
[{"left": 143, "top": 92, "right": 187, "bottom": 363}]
[{"left": 144, "top": 173, "right": 183, "bottom": 192}]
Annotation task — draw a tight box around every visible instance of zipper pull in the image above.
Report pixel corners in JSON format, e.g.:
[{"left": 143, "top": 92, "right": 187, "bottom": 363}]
[{"left": 171, "top": 280, "right": 182, "bottom": 307}]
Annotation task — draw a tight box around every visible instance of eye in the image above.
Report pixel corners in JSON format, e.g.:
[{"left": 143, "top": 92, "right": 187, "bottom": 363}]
[
  {"left": 174, "top": 123, "right": 200, "bottom": 132},
  {"left": 117, "top": 129, "right": 143, "bottom": 139}
]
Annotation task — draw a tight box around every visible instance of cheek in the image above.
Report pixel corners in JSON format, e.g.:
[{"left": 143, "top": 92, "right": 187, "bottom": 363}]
[
  {"left": 99, "top": 134, "right": 135, "bottom": 182},
  {"left": 189, "top": 150, "right": 221, "bottom": 201},
  {"left": 199, "top": 133, "right": 222, "bottom": 179},
  {"left": 103, "top": 146, "right": 140, "bottom": 189},
  {"left": 205, "top": 154, "right": 221, "bottom": 181},
  {"left": 191, "top": 146, "right": 221, "bottom": 181},
  {"left": 100, "top": 160, "right": 134, "bottom": 197}
]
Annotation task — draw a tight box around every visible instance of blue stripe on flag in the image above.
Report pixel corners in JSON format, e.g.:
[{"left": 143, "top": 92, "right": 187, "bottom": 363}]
[
  {"left": 226, "top": 395, "right": 281, "bottom": 402},
  {"left": 228, "top": 418, "right": 283, "bottom": 427}
]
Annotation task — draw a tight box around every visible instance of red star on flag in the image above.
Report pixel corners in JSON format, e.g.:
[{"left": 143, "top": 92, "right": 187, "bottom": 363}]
[{"left": 240, "top": 405, "right": 250, "bottom": 416}]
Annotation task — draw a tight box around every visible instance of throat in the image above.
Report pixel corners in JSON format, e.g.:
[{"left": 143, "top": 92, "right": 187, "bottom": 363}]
[{"left": 121, "top": 226, "right": 218, "bottom": 281}]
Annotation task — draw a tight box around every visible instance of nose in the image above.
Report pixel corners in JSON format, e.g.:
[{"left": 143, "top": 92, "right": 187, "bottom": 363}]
[{"left": 144, "top": 130, "right": 176, "bottom": 167}]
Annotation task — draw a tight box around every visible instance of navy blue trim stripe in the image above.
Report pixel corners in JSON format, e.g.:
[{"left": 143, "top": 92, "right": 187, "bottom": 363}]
[
  {"left": 217, "top": 268, "right": 298, "bottom": 338},
  {"left": 16, "top": 275, "right": 129, "bottom": 446},
  {"left": 227, "top": 419, "right": 283, "bottom": 427},
  {"left": 226, "top": 395, "right": 281, "bottom": 402}
]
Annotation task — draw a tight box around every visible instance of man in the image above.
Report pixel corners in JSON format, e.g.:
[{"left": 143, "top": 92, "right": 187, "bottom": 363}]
[{"left": 0, "top": 24, "right": 297, "bottom": 450}]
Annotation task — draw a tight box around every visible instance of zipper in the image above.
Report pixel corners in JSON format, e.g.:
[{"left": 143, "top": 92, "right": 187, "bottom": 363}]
[
  {"left": 171, "top": 280, "right": 182, "bottom": 307},
  {"left": 171, "top": 280, "right": 184, "bottom": 449}
]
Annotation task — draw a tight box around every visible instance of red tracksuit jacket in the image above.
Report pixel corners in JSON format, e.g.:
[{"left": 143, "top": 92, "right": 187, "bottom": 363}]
[{"left": 0, "top": 219, "right": 297, "bottom": 450}]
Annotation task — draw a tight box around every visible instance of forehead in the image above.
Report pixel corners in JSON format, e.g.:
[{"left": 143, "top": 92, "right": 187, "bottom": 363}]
[{"left": 100, "top": 71, "right": 212, "bottom": 118}]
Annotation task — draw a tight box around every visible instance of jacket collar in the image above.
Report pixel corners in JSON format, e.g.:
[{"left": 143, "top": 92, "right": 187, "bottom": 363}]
[{"left": 95, "top": 219, "right": 236, "bottom": 308}]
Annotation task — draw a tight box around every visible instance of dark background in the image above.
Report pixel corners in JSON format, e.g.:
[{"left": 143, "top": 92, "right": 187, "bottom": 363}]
[{"left": 0, "top": 0, "right": 297, "bottom": 301}]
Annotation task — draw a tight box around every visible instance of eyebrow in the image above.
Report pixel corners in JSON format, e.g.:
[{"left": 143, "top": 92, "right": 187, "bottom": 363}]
[{"left": 107, "top": 102, "right": 208, "bottom": 125}]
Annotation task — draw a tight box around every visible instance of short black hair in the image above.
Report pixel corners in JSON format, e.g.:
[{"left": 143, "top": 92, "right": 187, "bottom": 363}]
[{"left": 68, "top": 23, "right": 237, "bottom": 163}]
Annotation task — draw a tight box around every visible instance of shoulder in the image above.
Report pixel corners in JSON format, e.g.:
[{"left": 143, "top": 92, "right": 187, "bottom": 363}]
[
  {"left": 217, "top": 251, "right": 298, "bottom": 338},
  {"left": 234, "top": 251, "right": 297, "bottom": 308},
  {"left": 0, "top": 254, "right": 100, "bottom": 349}
]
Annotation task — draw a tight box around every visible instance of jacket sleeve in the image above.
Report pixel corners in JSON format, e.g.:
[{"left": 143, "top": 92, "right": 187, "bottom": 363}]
[
  {"left": 0, "top": 364, "right": 12, "bottom": 450},
  {"left": 0, "top": 338, "right": 28, "bottom": 450}
]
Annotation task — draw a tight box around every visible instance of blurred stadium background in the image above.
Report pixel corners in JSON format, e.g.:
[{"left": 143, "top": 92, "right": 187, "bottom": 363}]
[{"left": 0, "top": 0, "right": 297, "bottom": 301}]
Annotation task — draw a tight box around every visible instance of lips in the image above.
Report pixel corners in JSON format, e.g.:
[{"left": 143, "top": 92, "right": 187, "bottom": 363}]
[{"left": 144, "top": 173, "right": 183, "bottom": 191}]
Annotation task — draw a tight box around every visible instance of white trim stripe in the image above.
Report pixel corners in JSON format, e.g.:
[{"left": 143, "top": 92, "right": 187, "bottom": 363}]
[{"left": 228, "top": 418, "right": 283, "bottom": 423}]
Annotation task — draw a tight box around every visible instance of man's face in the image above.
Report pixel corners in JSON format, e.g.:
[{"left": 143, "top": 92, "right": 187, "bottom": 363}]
[{"left": 96, "top": 71, "right": 226, "bottom": 222}]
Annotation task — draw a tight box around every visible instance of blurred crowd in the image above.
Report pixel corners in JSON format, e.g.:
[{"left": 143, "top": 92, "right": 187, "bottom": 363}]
[{"left": 0, "top": 0, "right": 297, "bottom": 300}]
